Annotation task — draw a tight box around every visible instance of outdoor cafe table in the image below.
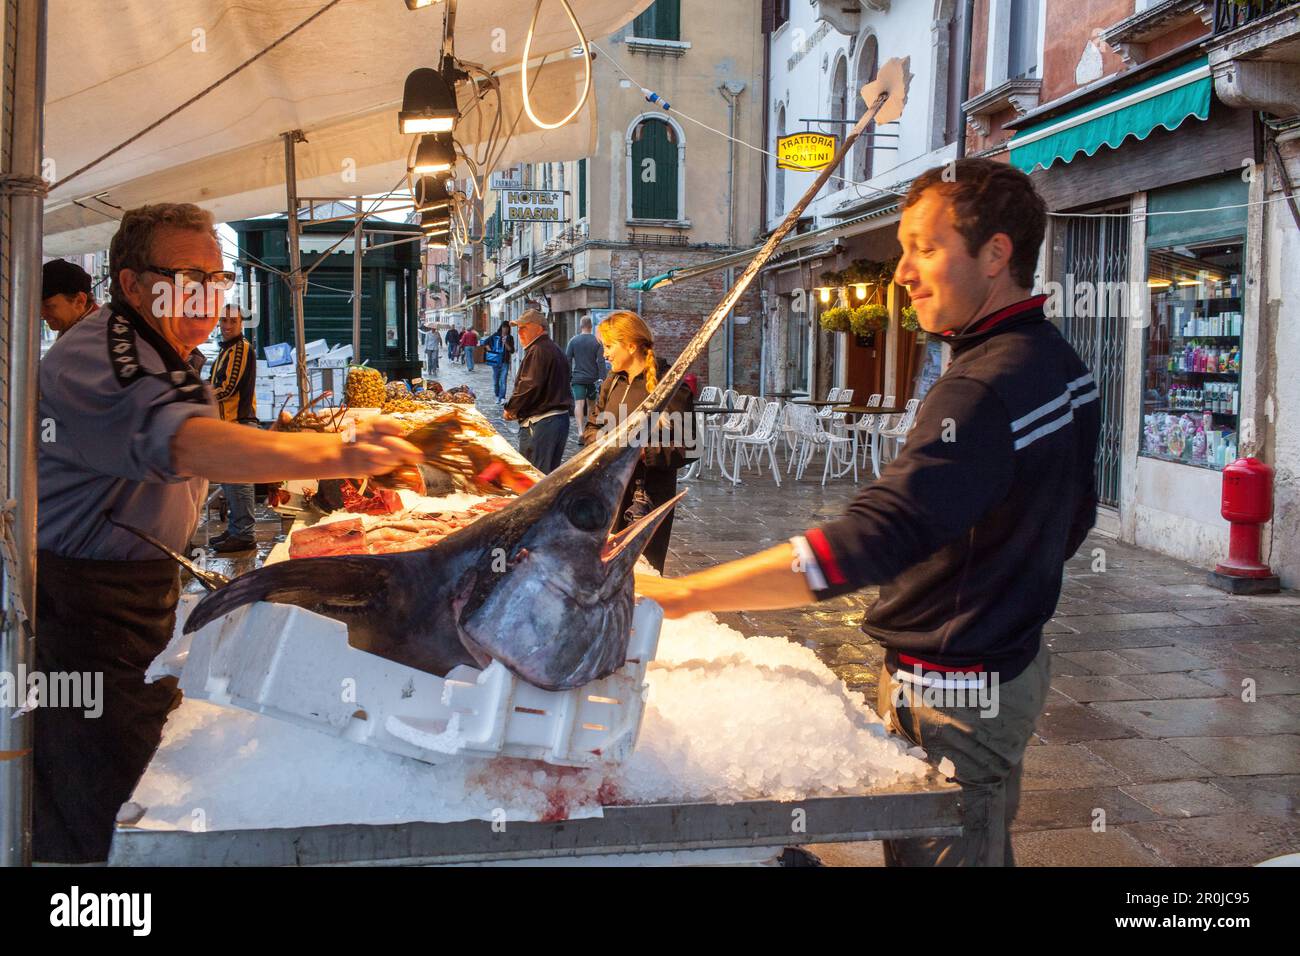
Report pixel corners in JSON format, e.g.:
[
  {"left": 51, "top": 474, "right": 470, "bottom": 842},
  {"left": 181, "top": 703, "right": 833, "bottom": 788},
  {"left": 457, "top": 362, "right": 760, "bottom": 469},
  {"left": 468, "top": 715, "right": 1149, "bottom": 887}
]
[
  {"left": 685, "top": 403, "right": 739, "bottom": 481},
  {"left": 836, "top": 404, "right": 908, "bottom": 478}
]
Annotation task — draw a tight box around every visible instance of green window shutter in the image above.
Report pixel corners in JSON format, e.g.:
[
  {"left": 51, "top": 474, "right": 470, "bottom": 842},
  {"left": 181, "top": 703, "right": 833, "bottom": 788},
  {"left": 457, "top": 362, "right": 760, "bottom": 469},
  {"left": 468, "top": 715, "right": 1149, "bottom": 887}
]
[
  {"left": 633, "top": 0, "right": 680, "bottom": 41},
  {"left": 631, "top": 119, "right": 678, "bottom": 220},
  {"left": 578, "top": 158, "right": 587, "bottom": 219}
]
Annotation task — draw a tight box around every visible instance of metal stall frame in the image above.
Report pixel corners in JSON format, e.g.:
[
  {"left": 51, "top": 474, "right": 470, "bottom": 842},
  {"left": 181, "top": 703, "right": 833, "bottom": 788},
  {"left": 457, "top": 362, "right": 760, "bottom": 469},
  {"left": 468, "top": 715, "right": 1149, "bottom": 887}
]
[
  {"left": 0, "top": 0, "right": 46, "bottom": 868},
  {"left": 109, "top": 774, "right": 972, "bottom": 866}
]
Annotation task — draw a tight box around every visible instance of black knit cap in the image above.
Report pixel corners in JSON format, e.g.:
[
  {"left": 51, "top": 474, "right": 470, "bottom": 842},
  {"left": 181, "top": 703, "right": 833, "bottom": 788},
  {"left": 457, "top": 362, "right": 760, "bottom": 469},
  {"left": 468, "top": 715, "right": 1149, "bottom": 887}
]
[{"left": 42, "top": 258, "right": 93, "bottom": 299}]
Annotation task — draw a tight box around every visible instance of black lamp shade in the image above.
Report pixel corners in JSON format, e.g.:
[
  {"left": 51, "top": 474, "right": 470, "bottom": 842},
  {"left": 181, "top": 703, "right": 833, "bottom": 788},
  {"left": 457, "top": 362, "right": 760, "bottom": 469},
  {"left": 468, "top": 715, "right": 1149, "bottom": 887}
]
[
  {"left": 411, "top": 134, "right": 456, "bottom": 175},
  {"left": 399, "top": 68, "right": 458, "bottom": 134},
  {"left": 414, "top": 175, "right": 453, "bottom": 212}
]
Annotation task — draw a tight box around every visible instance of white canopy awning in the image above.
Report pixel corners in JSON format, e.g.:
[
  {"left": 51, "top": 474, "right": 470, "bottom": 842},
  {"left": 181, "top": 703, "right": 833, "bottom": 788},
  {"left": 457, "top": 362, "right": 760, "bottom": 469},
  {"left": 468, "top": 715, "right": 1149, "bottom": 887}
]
[{"left": 43, "top": 0, "right": 652, "bottom": 254}]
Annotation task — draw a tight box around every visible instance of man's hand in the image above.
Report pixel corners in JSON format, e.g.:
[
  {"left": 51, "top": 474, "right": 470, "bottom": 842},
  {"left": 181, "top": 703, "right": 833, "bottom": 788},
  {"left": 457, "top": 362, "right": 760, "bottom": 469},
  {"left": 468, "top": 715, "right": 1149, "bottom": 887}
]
[
  {"left": 634, "top": 573, "right": 697, "bottom": 618},
  {"left": 503, "top": 409, "right": 516, "bottom": 420},
  {"left": 340, "top": 416, "right": 423, "bottom": 475}
]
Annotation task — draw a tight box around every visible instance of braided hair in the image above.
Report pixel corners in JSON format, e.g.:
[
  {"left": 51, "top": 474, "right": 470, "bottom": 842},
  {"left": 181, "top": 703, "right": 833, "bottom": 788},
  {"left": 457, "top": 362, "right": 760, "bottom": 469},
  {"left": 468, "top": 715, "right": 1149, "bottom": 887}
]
[{"left": 596, "top": 310, "right": 657, "bottom": 389}]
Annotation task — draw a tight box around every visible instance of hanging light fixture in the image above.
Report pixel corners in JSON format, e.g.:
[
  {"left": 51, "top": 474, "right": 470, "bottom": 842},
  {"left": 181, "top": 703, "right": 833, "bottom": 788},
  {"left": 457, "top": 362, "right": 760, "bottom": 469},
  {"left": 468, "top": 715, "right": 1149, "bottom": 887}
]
[
  {"left": 414, "top": 175, "right": 452, "bottom": 210},
  {"left": 403, "top": 0, "right": 441, "bottom": 9},
  {"left": 818, "top": 287, "right": 831, "bottom": 304},
  {"left": 854, "top": 283, "right": 868, "bottom": 300},
  {"left": 410, "top": 133, "right": 456, "bottom": 174},
  {"left": 421, "top": 208, "right": 452, "bottom": 233},
  {"left": 399, "top": 68, "right": 459, "bottom": 134}
]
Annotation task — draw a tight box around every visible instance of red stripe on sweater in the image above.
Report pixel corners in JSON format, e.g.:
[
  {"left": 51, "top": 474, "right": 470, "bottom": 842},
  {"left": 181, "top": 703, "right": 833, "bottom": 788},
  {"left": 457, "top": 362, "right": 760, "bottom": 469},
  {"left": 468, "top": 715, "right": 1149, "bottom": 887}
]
[{"left": 805, "top": 528, "right": 847, "bottom": 586}]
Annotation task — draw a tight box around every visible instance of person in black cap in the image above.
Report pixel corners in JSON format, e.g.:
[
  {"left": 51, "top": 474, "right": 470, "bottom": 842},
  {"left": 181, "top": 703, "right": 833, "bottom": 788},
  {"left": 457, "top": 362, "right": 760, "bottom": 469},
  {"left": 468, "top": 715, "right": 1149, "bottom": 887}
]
[{"left": 41, "top": 258, "right": 98, "bottom": 336}]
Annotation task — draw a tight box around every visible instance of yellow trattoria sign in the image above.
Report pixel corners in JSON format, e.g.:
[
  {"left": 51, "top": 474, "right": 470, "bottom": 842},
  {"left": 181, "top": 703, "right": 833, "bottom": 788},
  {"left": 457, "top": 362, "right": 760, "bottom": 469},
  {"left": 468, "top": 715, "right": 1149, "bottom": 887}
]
[{"left": 776, "top": 132, "right": 837, "bottom": 171}]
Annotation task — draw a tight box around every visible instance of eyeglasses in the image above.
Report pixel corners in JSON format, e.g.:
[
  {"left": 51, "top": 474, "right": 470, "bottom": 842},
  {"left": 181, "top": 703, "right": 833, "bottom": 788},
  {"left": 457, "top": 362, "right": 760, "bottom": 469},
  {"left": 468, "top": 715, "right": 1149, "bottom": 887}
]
[{"left": 141, "top": 265, "right": 237, "bottom": 291}]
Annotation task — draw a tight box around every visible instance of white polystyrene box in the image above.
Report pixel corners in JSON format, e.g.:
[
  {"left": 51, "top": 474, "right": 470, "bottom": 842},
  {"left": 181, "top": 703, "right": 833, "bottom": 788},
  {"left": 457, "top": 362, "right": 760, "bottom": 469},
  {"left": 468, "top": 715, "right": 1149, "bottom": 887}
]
[{"left": 157, "top": 595, "right": 663, "bottom": 768}]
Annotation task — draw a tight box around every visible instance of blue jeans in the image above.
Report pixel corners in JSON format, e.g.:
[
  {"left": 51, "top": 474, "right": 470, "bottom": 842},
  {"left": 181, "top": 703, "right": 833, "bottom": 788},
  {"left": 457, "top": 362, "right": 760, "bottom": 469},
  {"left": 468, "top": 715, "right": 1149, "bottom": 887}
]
[
  {"left": 519, "top": 414, "right": 570, "bottom": 474},
  {"left": 492, "top": 362, "right": 509, "bottom": 400},
  {"left": 222, "top": 482, "right": 256, "bottom": 538},
  {"left": 465, "top": 348, "right": 475, "bottom": 372},
  {"left": 425, "top": 350, "right": 438, "bottom": 375}
]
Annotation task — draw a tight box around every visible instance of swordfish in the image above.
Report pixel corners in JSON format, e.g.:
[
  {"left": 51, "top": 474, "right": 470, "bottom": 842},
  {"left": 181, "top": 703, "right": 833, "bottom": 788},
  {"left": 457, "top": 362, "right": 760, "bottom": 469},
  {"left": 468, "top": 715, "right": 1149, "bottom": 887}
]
[{"left": 183, "top": 433, "right": 683, "bottom": 691}]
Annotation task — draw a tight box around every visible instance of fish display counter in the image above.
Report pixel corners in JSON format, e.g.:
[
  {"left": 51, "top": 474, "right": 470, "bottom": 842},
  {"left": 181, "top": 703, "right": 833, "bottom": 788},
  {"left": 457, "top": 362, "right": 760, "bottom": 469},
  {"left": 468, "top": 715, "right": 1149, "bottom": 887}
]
[
  {"left": 109, "top": 375, "right": 980, "bottom": 864},
  {"left": 110, "top": 558, "right": 977, "bottom": 865}
]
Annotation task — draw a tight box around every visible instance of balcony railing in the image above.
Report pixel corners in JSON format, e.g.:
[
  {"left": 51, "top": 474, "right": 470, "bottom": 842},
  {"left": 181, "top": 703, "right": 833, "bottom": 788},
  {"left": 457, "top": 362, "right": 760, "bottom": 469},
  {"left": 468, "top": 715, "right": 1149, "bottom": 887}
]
[{"left": 1214, "top": 0, "right": 1299, "bottom": 33}]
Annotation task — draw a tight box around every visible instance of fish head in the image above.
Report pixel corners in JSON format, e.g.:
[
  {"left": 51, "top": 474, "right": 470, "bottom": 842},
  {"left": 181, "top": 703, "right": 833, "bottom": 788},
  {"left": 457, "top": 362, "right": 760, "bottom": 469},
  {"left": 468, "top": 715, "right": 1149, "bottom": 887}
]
[{"left": 452, "top": 417, "right": 682, "bottom": 690}]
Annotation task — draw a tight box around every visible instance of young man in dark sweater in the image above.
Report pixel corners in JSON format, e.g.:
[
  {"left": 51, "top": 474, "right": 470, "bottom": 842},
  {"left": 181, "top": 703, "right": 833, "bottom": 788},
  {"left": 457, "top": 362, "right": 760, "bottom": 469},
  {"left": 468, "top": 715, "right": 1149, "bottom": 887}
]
[{"left": 637, "top": 159, "right": 1100, "bottom": 866}]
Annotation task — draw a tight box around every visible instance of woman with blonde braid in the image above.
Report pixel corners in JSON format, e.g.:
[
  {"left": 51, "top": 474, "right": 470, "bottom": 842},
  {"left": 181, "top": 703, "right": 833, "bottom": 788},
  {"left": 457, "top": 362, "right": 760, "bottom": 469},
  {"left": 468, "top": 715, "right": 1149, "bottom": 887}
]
[{"left": 581, "top": 311, "right": 695, "bottom": 572}]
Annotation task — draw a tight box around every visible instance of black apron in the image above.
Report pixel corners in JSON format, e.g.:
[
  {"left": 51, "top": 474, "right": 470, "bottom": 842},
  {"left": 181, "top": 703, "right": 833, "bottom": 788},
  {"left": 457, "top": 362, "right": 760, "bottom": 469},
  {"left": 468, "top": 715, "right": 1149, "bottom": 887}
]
[{"left": 33, "top": 551, "right": 182, "bottom": 863}]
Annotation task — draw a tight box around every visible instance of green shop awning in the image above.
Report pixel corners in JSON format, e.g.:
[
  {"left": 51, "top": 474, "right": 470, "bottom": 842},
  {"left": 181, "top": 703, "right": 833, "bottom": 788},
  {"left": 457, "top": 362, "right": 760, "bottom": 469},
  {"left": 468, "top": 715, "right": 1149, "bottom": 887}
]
[{"left": 1009, "top": 57, "right": 1211, "bottom": 174}]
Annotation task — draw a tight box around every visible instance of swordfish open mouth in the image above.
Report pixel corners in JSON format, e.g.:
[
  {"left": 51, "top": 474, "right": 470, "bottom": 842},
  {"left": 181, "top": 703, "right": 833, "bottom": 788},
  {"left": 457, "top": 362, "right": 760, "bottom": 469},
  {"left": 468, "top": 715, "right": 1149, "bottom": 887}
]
[{"left": 600, "top": 491, "right": 687, "bottom": 565}]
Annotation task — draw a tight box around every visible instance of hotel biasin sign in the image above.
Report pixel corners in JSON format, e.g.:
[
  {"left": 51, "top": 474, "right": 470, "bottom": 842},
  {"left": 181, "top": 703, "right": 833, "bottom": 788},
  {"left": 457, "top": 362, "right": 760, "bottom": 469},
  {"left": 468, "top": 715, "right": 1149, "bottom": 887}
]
[
  {"left": 776, "top": 132, "right": 837, "bottom": 171},
  {"left": 502, "top": 189, "right": 564, "bottom": 223}
]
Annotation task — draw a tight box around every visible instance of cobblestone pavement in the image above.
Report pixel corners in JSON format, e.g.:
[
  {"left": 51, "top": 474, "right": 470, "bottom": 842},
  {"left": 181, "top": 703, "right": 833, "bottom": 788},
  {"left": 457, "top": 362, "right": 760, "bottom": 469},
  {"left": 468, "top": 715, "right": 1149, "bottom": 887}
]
[{"left": 204, "top": 353, "right": 1300, "bottom": 866}]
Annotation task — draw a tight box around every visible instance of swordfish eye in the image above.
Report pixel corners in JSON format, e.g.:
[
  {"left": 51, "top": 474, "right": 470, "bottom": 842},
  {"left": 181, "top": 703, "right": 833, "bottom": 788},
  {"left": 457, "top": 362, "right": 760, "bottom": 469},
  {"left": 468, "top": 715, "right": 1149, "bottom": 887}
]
[{"left": 566, "top": 496, "right": 610, "bottom": 533}]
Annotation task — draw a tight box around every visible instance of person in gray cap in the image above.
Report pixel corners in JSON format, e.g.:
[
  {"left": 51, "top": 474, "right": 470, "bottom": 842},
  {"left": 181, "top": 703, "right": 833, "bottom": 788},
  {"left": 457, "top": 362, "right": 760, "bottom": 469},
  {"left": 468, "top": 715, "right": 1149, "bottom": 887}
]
[
  {"left": 41, "top": 258, "right": 98, "bottom": 336},
  {"left": 503, "top": 309, "right": 572, "bottom": 473},
  {"left": 34, "top": 202, "right": 424, "bottom": 863}
]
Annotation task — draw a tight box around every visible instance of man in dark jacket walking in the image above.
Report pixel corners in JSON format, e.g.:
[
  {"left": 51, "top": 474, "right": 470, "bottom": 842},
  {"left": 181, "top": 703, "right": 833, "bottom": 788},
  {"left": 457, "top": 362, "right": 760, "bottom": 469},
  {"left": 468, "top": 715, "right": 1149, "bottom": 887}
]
[
  {"left": 503, "top": 310, "right": 573, "bottom": 473},
  {"left": 637, "top": 159, "right": 1100, "bottom": 866}
]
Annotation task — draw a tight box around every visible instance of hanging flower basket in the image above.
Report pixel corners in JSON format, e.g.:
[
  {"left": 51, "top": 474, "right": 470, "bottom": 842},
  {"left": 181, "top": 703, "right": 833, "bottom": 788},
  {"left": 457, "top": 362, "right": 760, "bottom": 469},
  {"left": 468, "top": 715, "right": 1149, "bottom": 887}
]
[
  {"left": 901, "top": 305, "right": 920, "bottom": 332},
  {"left": 850, "top": 303, "right": 888, "bottom": 336},
  {"left": 819, "top": 306, "right": 852, "bottom": 333}
]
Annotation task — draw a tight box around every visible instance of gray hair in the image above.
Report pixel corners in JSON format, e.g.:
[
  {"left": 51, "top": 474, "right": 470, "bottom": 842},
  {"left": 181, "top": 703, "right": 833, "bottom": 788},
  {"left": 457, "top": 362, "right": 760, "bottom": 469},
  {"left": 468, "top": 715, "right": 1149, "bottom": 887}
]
[
  {"left": 109, "top": 203, "right": 218, "bottom": 300},
  {"left": 579, "top": 316, "right": 592, "bottom": 331}
]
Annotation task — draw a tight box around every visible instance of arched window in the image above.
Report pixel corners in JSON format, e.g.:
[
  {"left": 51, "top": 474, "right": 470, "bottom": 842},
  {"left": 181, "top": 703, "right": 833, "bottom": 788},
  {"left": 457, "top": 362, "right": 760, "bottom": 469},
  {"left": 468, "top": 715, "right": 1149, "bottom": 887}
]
[
  {"left": 775, "top": 104, "right": 786, "bottom": 218},
  {"left": 830, "top": 56, "right": 848, "bottom": 128},
  {"left": 629, "top": 115, "right": 682, "bottom": 221},
  {"left": 854, "top": 35, "right": 878, "bottom": 182}
]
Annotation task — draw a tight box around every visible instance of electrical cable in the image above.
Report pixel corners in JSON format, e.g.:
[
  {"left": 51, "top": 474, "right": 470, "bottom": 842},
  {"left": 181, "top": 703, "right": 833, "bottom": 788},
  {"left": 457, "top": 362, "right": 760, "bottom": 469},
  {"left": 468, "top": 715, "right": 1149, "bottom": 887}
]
[{"left": 520, "top": 0, "right": 592, "bottom": 130}]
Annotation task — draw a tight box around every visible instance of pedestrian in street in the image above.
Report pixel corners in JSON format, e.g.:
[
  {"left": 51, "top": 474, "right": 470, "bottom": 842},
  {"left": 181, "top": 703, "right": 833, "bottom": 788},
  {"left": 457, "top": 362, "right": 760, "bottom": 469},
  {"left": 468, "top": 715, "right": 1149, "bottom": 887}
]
[
  {"left": 582, "top": 310, "right": 694, "bottom": 573},
  {"left": 422, "top": 323, "right": 440, "bottom": 377},
  {"left": 566, "top": 315, "right": 605, "bottom": 440},
  {"left": 34, "top": 202, "right": 423, "bottom": 863},
  {"left": 636, "top": 159, "right": 1100, "bottom": 867},
  {"left": 208, "top": 305, "right": 259, "bottom": 553},
  {"left": 485, "top": 319, "right": 516, "bottom": 402},
  {"left": 460, "top": 326, "right": 479, "bottom": 372},
  {"left": 445, "top": 323, "right": 459, "bottom": 362},
  {"left": 503, "top": 309, "right": 572, "bottom": 473},
  {"left": 41, "top": 258, "right": 99, "bottom": 337}
]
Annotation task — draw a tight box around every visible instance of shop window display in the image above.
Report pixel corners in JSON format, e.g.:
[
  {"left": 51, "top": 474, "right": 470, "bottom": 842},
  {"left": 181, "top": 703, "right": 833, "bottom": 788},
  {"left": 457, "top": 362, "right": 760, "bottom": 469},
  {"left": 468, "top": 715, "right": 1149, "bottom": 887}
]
[{"left": 1141, "top": 239, "right": 1243, "bottom": 471}]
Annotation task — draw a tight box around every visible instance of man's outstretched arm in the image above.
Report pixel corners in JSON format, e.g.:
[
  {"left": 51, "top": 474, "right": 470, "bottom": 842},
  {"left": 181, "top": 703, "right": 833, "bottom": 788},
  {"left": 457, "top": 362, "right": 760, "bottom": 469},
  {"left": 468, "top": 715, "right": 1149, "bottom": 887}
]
[{"left": 635, "top": 542, "right": 814, "bottom": 618}]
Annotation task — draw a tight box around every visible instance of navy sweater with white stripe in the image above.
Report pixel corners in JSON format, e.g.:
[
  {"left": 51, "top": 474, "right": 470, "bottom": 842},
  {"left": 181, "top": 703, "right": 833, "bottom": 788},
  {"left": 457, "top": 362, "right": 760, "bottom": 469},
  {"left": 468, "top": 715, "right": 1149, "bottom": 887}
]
[{"left": 802, "top": 296, "right": 1099, "bottom": 683}]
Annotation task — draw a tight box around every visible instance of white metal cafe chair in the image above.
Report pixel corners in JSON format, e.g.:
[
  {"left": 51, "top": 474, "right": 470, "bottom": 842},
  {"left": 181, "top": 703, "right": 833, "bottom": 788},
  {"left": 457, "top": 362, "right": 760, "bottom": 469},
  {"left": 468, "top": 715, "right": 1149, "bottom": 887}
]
[
  {"left": 705, "top": 393, "right": 751, "bottom": 471},
  {"left": 810, "top": 410, "right": 856, "bottom": 485},
  {"left": 698, "top": 385, "right": 721, "bottom": 406},
  {"left": 877, "top": 398, "right": 921, "bottom": 469},
  {"left": 843, "top": 393, "right": 883, "bottom": 472},
  {"left": 724, "top": 401, "right": 783, "bottom": 486}
]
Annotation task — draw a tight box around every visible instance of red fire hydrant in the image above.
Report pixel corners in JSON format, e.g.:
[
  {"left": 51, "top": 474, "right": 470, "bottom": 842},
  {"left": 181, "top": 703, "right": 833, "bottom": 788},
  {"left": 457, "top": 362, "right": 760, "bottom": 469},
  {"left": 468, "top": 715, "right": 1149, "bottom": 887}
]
[{"left": 1209, "top": 457, "right": 1280, "bottom": 594}]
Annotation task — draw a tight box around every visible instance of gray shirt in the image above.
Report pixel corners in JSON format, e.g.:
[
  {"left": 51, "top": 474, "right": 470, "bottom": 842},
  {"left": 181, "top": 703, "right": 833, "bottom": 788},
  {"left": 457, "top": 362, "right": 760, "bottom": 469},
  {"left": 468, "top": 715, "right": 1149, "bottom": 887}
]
[
  {"left": 38, "top": 303, "right": 218, "bottom": 560},
  {"left": 565, "top": 332, "right": 605, "bottom": 385}
]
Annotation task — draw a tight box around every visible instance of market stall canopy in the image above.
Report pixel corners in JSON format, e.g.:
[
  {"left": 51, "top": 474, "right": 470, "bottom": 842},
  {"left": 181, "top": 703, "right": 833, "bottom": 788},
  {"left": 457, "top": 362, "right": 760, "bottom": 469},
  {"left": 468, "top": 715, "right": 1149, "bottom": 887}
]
[
  {"left": 43, "top": 0, "right": 654, "bottom": 255},
  {"left": 1009, "top": 56, "right": 1212, "bottom": 175}
]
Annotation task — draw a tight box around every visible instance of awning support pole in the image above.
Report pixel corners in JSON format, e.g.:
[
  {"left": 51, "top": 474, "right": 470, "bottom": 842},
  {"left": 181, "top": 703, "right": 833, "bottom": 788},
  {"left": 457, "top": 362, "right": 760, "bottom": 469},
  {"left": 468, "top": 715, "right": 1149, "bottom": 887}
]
[
  {"left": 282, "top": 130, "right": 309, "bottom": 409},
  {"left": 352, "top": 196, "right": 363, "bottom": 361},
  {"left": 1, "top": 0, "right": 48, "bottom": 868}
]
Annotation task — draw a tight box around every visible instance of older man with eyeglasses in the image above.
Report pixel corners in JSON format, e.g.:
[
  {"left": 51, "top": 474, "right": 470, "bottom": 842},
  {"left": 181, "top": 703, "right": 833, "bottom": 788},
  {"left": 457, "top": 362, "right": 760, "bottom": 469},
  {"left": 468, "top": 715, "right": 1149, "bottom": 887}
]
[{"left": 34, "top": 203, "right": 424, "bottom": 863}]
